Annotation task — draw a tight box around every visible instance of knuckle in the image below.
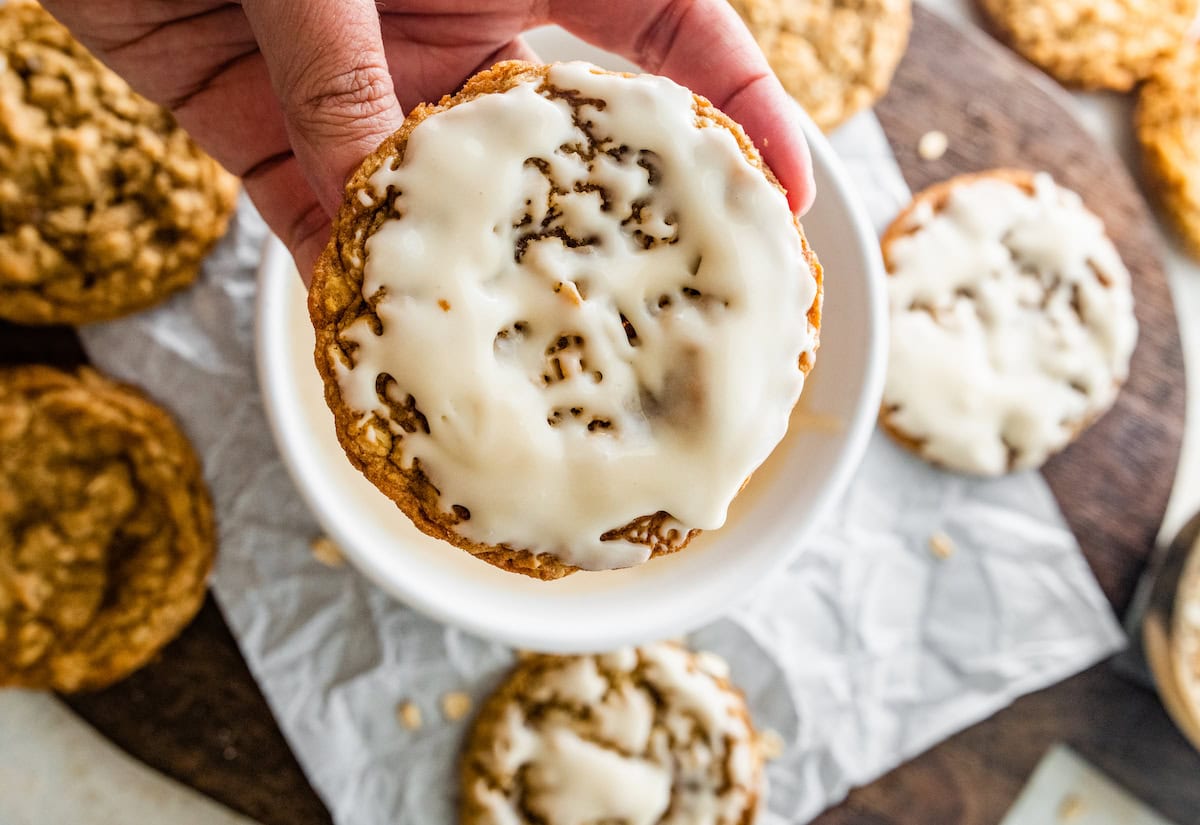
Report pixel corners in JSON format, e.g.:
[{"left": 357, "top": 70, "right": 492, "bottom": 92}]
[
  {"left": 284, "top": 56, "right": 395, "bottom": 130},
  {"left": 634, "top": 0, "right": 697, "bottom": 72}
]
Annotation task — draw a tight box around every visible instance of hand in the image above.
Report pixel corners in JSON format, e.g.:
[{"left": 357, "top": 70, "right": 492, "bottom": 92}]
[{"left": 41, "top": 0, "right": 816, "bottom": 280}]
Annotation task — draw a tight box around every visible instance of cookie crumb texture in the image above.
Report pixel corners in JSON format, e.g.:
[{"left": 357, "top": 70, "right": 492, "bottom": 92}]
[
  {"left": 880, "top": 170, "right": 1137, "bottom": 475},
  {"left": 460, "top": 643, "right": 762, "bottom": 825},
  {"left": 0, "top": 1, "right": 239, "bottom": 325},
  {"left": 311, "top": 61, "right": 821, "bottom": 579},
  {"left": 976, "top": 0, "right": 1198, "bottom": 90},
  {"left": 0, "top": 365, "right": 214, "bottom": 692},
  {"left": 728, "top": 0, "right": 912, "bottom": 131},
  {"left": 1136, "top": 41, "right": 1200, "bottom": 260}
]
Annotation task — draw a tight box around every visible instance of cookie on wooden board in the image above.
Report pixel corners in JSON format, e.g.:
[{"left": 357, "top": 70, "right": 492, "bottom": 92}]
[
  {"left": 1136, "top": 39, "right": 1200, "bottom": 260},
  {"left": 0, "top": 365, "right": 215, "bottom": 692},
  {"left": 728, "top": 0, "right": 913, "bottom": 131},
  {"left": 310, "top": 60, "right": 823, "bottom": 579},
  {"left": 0, "top": 0, "right": 239, "bottom": 324},
  {"left": 879, "top": 169, "right": 1137, "bottom": 475},
  {"left": 975, "top": 0, "right": 1198, "bottom": 90},
  {"left": 460, "top": 643, "right": 764, "bottom": 825}
]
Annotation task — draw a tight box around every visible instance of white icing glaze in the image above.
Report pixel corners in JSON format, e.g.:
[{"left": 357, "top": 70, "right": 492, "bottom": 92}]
[
  {"left": 332, "top": 62, "right": 818, "bottom": 569},
  {"left": 472, "top": 643, "right": 758, "bottom": 825},
  {"left": 883, "top": 173, "right": 1137, "bottom": 474}
]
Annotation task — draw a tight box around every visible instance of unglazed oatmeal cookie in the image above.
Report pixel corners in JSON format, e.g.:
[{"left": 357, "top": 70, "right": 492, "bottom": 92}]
[
  {"left": 310, "top": 61, "right": 823, "bottom": 579},
  {"left": 976, "top": 0, "right": 1198, "bottom": 90},
  {"left": 0, "top": 365, "right": 214, "bottom": 692},
  {"left": 0, "top": 0, "right": 239, "bottom": 325},
  {"left": 1136, "top": 40, "right": 1200, "bottom": 260},
  {"left": 460, "top": 643, "right": 762, "bottom": 825},
  {"left": 1174, "top": 542, "right": 1200, "bottom": 722},
  {"left": 728, "top": 0, "right": 911, "bottom": 132},
  {"left": 880, "top": 170, "right": 1137, "bottom": 475}
]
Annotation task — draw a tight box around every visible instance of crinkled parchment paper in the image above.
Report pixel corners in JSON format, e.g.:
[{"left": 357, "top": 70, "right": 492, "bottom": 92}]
[{"left": 78, "top": 110, "right": 1123, "bottom": 824}]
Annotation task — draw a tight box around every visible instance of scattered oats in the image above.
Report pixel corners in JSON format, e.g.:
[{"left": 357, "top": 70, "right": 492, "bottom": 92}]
[
  {"left": 917, "top": 130, "right": 949, "bottom": 161},
  {"left": 758, "top": 728, "right": 786, "bottom": 760},
  {"left": 310, "top": 535, "right": 345, "bottom": 567},
  {"left": 1182, "top": 595, "right": 1200, "bottom": 630},
  {"left": 928, "top": 531, "right": 956, "bottom": 560},
  {"left": 695, "top": 650, "right": 731, "bottom": 680},
  {"left": 221, "top": 745, "right": 239, "bottom": 761},
  {"left": 397, "top": 700, "right": 422, "bottom": 731},
  {"left": 442, "top": 690, "right": 473, "bottom": 721},
  {"left": 1057, "top": 793, "right": 1086, "bottom": 821}
]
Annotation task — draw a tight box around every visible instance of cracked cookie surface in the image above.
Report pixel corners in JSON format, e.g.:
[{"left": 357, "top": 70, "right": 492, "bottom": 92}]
[
  {"left": 1136, "top": 39, "right": 1200, "bottom": 260},
  {"left": 0, "top": 0, "right": 239, "bottom": 325},
  {"left": 310, "top": 60, "right": 822, "bottom": 579},
  {"left": 976, "top": 0, "right": 1198, "bottom": 90},
  {"left": 460, "top": 643, "right": 763, "bottom": 825},
  {"left": 879, "top": 170, "right": 1137, "bottom": 475},
  {"left": 728, "top": 0, "right": 912, "bottom": 132},
  {"left": 0, "top": 365, "right": 214, "bottom": 692}
]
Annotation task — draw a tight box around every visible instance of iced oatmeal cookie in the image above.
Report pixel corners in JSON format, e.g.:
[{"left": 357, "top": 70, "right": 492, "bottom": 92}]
[
  {"left": 0, "top": 365, "right": 215, "bottom": 692},
  {"left": 879, "top": 170, "right": 1137, "bottom": 475},
  {"left": 460, "top": 643, "right": 763, "bottom": 825},
  {"left": 310, "top": 61, "right": 823, "bottom": 579},
  {"left": 0, "top": 0, "right": 239, "bottom": 325}
]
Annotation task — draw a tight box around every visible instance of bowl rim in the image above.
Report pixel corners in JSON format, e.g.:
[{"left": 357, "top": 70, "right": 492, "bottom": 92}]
[{"left": 254, "top": 105, "right": 888, "bottom": 651}]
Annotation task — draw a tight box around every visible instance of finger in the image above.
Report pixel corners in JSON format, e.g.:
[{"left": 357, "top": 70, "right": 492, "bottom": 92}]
[
  {"left": 549, "top": 0, "right": 815, "bottom": 213},
  {"left": 241, "top": 0, "right": 406, "bottom": 215},
  {"left": 376, "top": 15, "right": 540, "bottom": 111},
  {"left": 242, "top": 155, "right": 330, "bottom": 284}
]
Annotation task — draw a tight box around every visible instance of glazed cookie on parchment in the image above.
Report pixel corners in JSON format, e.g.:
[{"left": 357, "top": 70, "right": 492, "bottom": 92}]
[
  {"left": 879, "top": 170, "right": 1137, "bottom": 476},
  {"left": 0, "top": 365, "right": 215, "bottom": 692},
  {"left": 1136, "top": 39, "right": 1200, "bottom": 260},
  {"left": 310, "top": 61, "right": 822, "bottom": 580},
  {"left": 460, "top": 643, "right": 764, "bottom": 825},
  {"left": 0, "top": 0, "right": 239, "bottom": 325},
  {"left": 975, "top": 0, "right": 1198, "bottom": 90},
  {"left": 727, "top": 0, "right": 912, "bottom": 132}
]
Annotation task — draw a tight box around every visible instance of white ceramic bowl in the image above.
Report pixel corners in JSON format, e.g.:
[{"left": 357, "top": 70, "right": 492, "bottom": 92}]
[{"left": 256, "top": 28, "right": 886, "bottom": 652}]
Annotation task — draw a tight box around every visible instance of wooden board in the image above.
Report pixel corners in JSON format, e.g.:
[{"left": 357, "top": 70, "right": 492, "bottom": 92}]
[
  {"left": 875, "top": 6, "right": 1186, "bottom": 615},
  {"left": 817, "top": 7, "right": 1199, "bottom": 825},
  {"left": 2, "top": 6, "right": 1195, "bottom": 825}
]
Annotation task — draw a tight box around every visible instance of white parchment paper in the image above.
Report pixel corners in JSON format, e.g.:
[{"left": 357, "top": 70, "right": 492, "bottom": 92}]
[{"left": 77, "top": 110, "right": 1124, "bottom": 825}]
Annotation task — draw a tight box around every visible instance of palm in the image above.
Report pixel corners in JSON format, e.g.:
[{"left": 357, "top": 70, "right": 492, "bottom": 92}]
[{"left": 41, "top": 1, "right": 812, "bottom": 276}]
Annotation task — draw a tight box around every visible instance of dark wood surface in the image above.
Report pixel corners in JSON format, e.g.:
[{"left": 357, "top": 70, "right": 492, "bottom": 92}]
[
  {"left": 823, "top": 7, "right": 1198, "bottom": 825},
  {"left": 875, "top": 6, "right": 1187, "bottom": 616},
  {"left": 3, "top": 6, "right": 1197, "bottom": 825}
]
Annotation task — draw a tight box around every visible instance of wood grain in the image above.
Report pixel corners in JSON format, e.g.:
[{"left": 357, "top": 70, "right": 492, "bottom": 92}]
[
  {"left": 812, "top": 7, "right": 1199, "bottom": 825},
  {"left": 1, "top": 6, "right": 1195, "bottom": 825},
  {"left": 874, "top": 6, "right": 1186, "bottom": 613}
]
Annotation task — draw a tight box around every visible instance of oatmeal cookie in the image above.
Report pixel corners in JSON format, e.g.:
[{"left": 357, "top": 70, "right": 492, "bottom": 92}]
[
  {"left": 728, "top": 0, "right": 912, "bottom": 132},
  {"left": 879, "top": 170, "right": 1137, "bottom": 475},
  {"left": 1136, "top": 39, "right": 1200, "bottom": 260},
  {"left": 0, "top": 1, "right": 239, "bottom": 325},
  {"left": 460, "top": 643, "right": 763, "bottom": 825},
  {"left": 0, "top": 365, "right": 215, "bottom": 692},
  {"left": 976, "top": 0, "right": 1198, "bottom": 90},
  {"left": 310, "top": 61, "right": 822, "bottom": 579}
]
